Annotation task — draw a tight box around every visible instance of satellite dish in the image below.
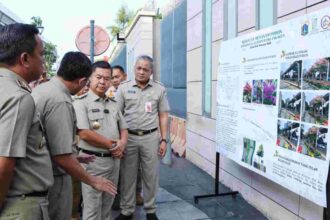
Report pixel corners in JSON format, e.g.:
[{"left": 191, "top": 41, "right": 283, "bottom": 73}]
[{"left": 75, "top": 25, "right": 110, "bottom": 56}]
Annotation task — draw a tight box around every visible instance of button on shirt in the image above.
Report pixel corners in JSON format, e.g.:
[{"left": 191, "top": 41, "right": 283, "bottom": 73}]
[
  {"left": 73, "top": 90, "right": 128, "bottom": 153},
  {"left": 116, "top": 80, "right": 170, "bottom": 130},
  {"left": 0, "top": 68, "right": 53, "bottom": 196},
  {"left": 32, "top": 77, "right": 76, "bottom": 176}
]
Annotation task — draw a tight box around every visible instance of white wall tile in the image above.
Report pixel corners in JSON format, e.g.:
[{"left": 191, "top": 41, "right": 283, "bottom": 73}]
[
  {"left": 186, "top": 113, "right": 216, "bottom": 141},
  {"left": 212, "top": 0, "right": 224, "bottom": 41},
  {"left": 187, "top": 47, "right": 202, "bottom": 82},
  {"left": 277, "top": 0, "right": 306, "bottom": 17},
  {"left": 187, "top": 0, "right": 202, "bottom": 20},
  {"left": 187, "top": 13, "right": 202, "bottom": 51},
  {"left": 187, "top": 82, "right": 203, "bottom": 115}
]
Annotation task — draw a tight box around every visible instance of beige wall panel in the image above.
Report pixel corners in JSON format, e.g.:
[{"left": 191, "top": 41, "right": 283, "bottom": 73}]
[
  {"left": 186, "top": 130, "right": 216, "bottom": 163},
  {"left": 212, "top": 40, "right": 220, "bottom": 81},
  {"left": 277, "top": 10, "right": 306, "bottom": 24},
  {"left": 219, "top": 167, "right": 299, "bottom": 220},
  {"left": 250, "top": 172, "right": 300, "bottom": 214},
  {"left": 187, "top": 82, "right": 203, "bottom": 115},
  {"left": 186, "top": 113, "right": 216, "bottom": 141},
  {"left": 307, "top": 0, "right": 326, "bottom": 6},
  {"left": 211, "top": 81, "right": 217, "bottom": 119},
  {"left": 307, "top": 0, "right": 330, "bottom": 13},
  {"left": 187, "top": 0, "right": 202, "bottom": 20},
  {"left": 219, "top": 155, "right": 253, "bottom": 185},
  {"left": 277, "top": 0, "right": 306, "bottom": 17},
  {"left": 298, "top": 197, "right": 323, "bottom": 220},
  {"left": 187, "top": 13, "right": 203, "bottom": 51},
  {"left": 186, "top": 148, "right": 216, "bottom": 177},
  {"left": 212, "top": 0, "right": 224, "bottom": 41},
  {"left": 187, "top": 47, "right": 202, "bottom": 82},
  {"left": 238, "top": 0, "right": 256, "bottom": 31}
]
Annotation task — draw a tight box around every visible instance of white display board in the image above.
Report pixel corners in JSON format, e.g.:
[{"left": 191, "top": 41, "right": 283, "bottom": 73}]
[{"left": 217, "top": 7, "right": 330, "bottom": 207}]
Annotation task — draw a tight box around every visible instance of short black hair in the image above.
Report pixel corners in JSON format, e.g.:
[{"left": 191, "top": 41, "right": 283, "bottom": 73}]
[
  {"left": 0, "top": 23, "right": 39, "bottom": 66},
  {"left": 112, "top": 65, "right": 125, "bottom": 73},
  {"left": 57, "top": 52, "right": 92, "bottom": 81},
  {"left": 92, "top": 61, "right": 111, "bottom": 73}
]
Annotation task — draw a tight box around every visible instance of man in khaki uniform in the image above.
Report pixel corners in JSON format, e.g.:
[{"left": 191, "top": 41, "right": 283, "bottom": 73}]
[
  {"left": 74, "top": 61, "right": 128, "bottom": 220},
  {"left": 32, "top": 53, "right": 117, "bottom": 220},
  {"left": 109, "top": 65, "right": 144, "bottom": 210},
  {"left": 115, "top": 55, "right": 170, "bottom": 220},
  {"left": 0, "top": 23, "right": 53, "bottom": 220}
]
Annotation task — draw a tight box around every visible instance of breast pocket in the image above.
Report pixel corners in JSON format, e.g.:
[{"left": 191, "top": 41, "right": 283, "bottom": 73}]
[{"left": 87, "top": 111, "right": 104, "bottom": 130}]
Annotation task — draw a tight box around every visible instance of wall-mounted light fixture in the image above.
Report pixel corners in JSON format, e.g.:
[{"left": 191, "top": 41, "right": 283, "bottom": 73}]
[
  {"left": 37, "top": 26, "right": 44, "bottom": 35},
  {"left": 117, "top": 32, "right": 125, "bottom": 43}
]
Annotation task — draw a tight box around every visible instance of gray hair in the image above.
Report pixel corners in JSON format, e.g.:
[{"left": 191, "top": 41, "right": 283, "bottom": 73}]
[{"left": 135, "top": 55, "right": 153, "bottom": 71}]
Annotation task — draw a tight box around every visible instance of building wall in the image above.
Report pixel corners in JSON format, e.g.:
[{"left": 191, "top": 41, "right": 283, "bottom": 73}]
[
  {"left": 110, "top": 45, "right": 127, "bottom": 72},
  {"left": 126, "top": 16, "right": 154, "bottom": 80},
  {"left": 186, "top": 0, "right": 329, "bottom": 219},
  {"left": 160, "top": 0, "right": 187, "bottom": 119}
]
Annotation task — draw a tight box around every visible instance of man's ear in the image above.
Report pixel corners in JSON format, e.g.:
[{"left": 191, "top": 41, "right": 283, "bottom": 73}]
[
  {"left": 78, "top": 77, "right": 88, "bottom": 86},
  {"left": 19, "top": 52, "right": 30, "bottom": 68}
]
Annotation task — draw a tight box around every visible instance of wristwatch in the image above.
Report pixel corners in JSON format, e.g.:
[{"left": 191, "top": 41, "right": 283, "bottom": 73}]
[{"left": 160, "top": 138, "right": 167, "bottom": 144}]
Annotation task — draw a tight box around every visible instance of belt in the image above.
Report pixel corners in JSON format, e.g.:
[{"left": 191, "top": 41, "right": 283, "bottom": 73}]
[
  {"left": 78, "top": 148, "right": 112, "bottom": 157},
  {"left": 128, "top": 128, "right": 158, "bottom": 136},
  {"left": 8, "top": 190, "right": 48, "bottom": 198}
]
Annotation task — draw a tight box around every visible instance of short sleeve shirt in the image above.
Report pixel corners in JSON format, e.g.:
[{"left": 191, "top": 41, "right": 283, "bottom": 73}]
[
  {"left": 0, "top": 68, "right": 53, "bottom": 196},
  {"left": 32, "top": 77, "right": 76, "bottom": 175},
  {"left": 74, "top": 90, "right": 128, "bottom": 153},
  {"left": 116, "top": 80, "right": 170, "bottom": 130}
]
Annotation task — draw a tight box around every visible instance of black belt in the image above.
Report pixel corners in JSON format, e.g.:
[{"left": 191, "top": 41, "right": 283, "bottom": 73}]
[
  {"left": 128, "top": 128, "right": 158, "bottom": 136},
  {"left": 8, "top": 190, "right": 48, "bottom": 198},
  {"left": 78, "top": 148, "right": 112, "bottom": 157}
]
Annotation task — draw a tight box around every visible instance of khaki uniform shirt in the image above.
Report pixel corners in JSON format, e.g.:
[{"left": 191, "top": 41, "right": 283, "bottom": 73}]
[
  {"left": 116, "top": 80, "right": 170, "bottom": 130},
  {"left": 32, "top": 77, "right": 76, "bottom": 176},
  {"left": 0, "top": 68, "right": 53, "bottom": 196},
  {"left": 73, "top": 90, "right": 128, "bottom": 153}
]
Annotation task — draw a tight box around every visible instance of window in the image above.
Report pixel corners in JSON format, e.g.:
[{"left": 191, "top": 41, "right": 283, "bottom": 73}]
[
  {"left": 256, "top": 0, "right": 277, "bottom": 29},
  {"left": 203, "top": 0, "right": 212, "bottom": 116}
]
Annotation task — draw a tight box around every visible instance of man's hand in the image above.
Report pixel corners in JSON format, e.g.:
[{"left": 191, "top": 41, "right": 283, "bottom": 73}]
[
  {"left": 77, "top": 154, "right": 95, "bottom": 164},
  {"left": 158, "top": 141, "right": 167, "bottom": 158},
  {"left": 111, "top": 139, "right": 127, "bottom": 159},
  {"left": 91, "top": 176, "right": 117, "bottom": 196}
]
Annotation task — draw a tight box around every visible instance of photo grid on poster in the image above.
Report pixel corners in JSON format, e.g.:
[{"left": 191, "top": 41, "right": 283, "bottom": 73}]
[{"left": 277, "top": 58, "right": 329, "bottom": 161}]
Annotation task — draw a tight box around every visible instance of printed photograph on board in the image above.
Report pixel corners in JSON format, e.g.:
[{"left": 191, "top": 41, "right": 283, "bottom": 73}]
[
  {"left": 243, "top": 81, "right": 252, "bottom": 103},
  {"left": 302, "top": 58, "right": 330, "bottom": 90},
  {"left": 263, "top": 79, "right": 277, "bottom": 106},
  {"left": 278, "top": 91, "right": 301, "bottom": 121},
  {"left": 299, "top": 124, "right": 327, "bottom": 160},
  {"left": 252, "top": 80, "right": 263, "bottom": 104},
  {"left": 280, "top": 60, "right": 302, "bottom": 89},
  {"left": 277, "top": 119, "right": 300, "bottom": 152},
  {"left": 302, "top": 92, "right": 329, "bottom": 126}
]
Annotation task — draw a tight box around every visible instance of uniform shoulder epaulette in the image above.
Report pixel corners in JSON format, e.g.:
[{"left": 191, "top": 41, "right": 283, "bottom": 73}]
[
  {"left": 74, "top": 93, "right": 88, "bottom": 100},
  {"left": 120, "top": 80, "right": 131, "bottom": 85},
  {"left": 155, "top": 80, "right": 164, "bottom": 86},
  {"left": 16, "top": 79, "right": 31, "bottom": 93},
  {"left": 109, "top": 97, "right": 117, "bottom": 102}
]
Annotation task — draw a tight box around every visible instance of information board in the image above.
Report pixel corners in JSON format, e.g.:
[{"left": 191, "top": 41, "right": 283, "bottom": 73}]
[{"left": 217, "top": 7, "right": 330, "bottom": 207}]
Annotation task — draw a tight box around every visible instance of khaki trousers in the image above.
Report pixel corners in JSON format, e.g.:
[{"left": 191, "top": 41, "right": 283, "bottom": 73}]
[
  {"left": 81, "top": 155, "right": 120, "bottom": 220},
  {"left": 120, "top": 131, "right": 160, "bottom": 215},
  {"left": 48, "top": 174, "right": 72, "bottom": 220},
  {"left": 0, "top": 196, "right": 49, "bottom": 220}
]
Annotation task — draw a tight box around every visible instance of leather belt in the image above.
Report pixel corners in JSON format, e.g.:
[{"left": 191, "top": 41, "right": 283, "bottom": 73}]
[
  {"left": 8, "top": 190, "right": 48, "bottom": 198},
  {"left": 78, "top": 148, "right": 112, "bottom": 157},
  {"left": 128, "top": 128, "right": 158, "bottom": 136}
]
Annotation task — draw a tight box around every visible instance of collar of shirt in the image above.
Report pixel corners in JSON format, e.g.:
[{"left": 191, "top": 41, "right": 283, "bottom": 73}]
[
  {"left": 0, "top": 67, "right": 31, "bottom": 92},
  {"left": 132, "top": 79, "right": 155, "bottom": 89},
  {"left": 88, "top": 90, "right": 109, "bottom": 102},
  {"left": 50, "top": 77, "right": 72, "bottom": 100}
]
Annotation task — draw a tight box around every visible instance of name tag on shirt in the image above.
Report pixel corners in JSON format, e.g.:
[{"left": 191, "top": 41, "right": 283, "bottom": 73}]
[{"left": 145, "top": 102, "right": 152, "bottom": 113}]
